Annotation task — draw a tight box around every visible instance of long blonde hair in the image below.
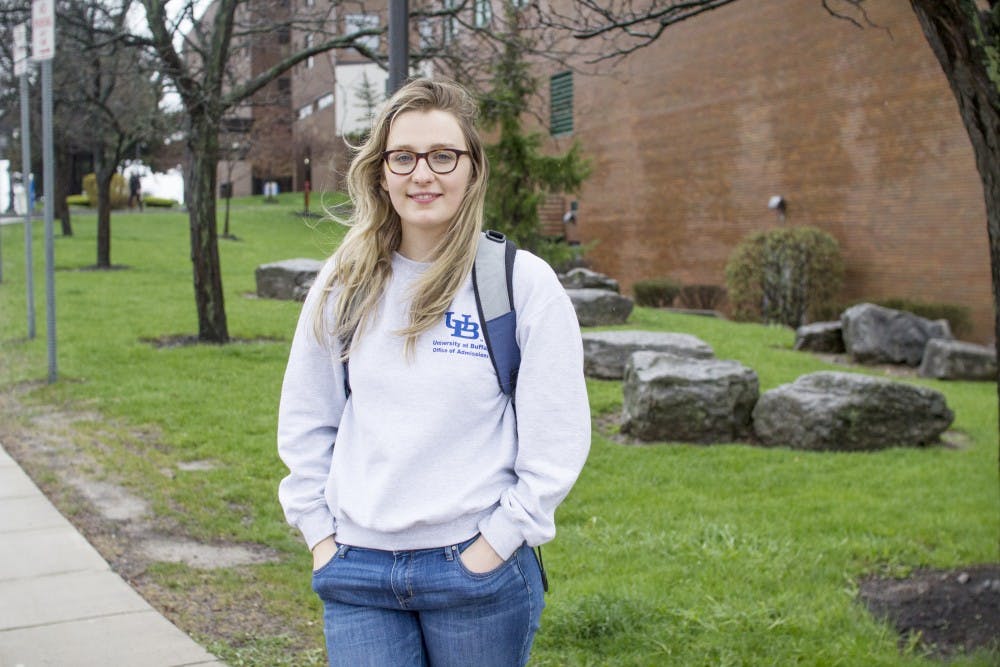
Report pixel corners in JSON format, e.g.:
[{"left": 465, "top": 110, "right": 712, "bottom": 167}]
[{"left": 313, "top": 78, "right": 490, "bottom": 358}]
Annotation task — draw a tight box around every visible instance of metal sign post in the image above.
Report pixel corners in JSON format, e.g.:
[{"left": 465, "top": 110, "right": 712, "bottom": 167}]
[
  {"left": 32, "top": 0, "right": 56, "bottom": 382},
  {"left": 15, "top": 23, "right": 36, "bottom": 340}
]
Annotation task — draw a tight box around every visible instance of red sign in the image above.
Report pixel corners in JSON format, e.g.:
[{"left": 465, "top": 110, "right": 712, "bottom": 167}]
[{"left": 32, "top": 0, "right": 55, "bottom": 61}]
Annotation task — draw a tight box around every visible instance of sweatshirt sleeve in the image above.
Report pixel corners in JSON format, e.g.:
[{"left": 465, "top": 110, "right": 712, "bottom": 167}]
[
  {"left": 277, "top": 260, "right": 346, "bottom": 550},
  {"left": 479, "top": 253, "right": 591, "bottom": 559}
]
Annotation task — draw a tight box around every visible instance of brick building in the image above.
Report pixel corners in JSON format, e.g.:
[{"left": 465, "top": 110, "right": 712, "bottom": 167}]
[
  {"left": 545, "top": 1, "right": 991, "bottom": 341},
  {"left": 211, "top": 0, "right": 296, "bottom": 197},
  {"left": 214, "top": 0, "right": 992, "bottom": 341},
  {"left": 288, "top": 3, "right": 388, "bottom": 197}
]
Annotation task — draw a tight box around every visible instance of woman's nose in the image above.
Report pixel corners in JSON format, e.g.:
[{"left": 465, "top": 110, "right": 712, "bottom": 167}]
[{"left": 410, "top": 158, "right": 435, "bottom": 181}]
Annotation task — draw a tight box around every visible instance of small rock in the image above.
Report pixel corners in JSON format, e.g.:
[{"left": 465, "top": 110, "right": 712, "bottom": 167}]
[{"left": 957, "top": 572, "right": 971, "bottom": 584}]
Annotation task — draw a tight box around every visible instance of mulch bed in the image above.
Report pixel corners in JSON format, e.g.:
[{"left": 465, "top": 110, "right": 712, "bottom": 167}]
[{"left": 859, "top": 564, "right": 1000, "bottom": 658}]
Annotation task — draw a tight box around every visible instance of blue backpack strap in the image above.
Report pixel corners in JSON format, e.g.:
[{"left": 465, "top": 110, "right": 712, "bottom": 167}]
[{"left": 472, "top": 230, "right": 521, "bottom": 397}]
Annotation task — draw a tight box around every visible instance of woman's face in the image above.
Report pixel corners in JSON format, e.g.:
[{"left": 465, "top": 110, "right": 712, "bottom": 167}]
[{"left": 381, "top": 109, "right": 473, "bottom": 247}]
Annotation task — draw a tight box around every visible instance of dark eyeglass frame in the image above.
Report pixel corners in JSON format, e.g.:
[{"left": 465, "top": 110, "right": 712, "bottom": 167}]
[{"left": 382, "top": 149, "right": 471, "bottom": 175}]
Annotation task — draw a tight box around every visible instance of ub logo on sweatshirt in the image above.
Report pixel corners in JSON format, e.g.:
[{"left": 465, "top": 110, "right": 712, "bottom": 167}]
[
  {"left": 432, "top": 312, "right": 488, "bottom": 359},
  {"left": 444, "top": 312, "right": 479, "bottom": 339}
]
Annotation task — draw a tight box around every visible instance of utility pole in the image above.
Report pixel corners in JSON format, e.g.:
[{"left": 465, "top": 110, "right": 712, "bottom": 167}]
[
  {"left": 388, "top": 0, "right": 409, "bottom": 94},
  {"left": 14, "top": 23, "right": 36, "bottom": 340}
]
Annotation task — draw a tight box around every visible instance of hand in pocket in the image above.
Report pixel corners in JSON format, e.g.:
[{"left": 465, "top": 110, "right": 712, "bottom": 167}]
[
  {"left": 312, "top": 535, "right": 338, "bottom": 571},
  {"left": 459, "top": 535, "right": 505, "bottom": 574}
]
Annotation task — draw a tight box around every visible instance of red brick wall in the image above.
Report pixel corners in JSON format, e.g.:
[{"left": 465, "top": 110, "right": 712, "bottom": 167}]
[{"left": 565, "top": 0, "right": 992, "bottom": 342}]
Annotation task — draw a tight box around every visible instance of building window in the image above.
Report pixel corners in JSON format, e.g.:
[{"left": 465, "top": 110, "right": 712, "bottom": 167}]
[
  {"left": 550, "top": 71, "right": 573, "bottom": 136},
  {"left": 346, "top": 13, "right": 379, "bottom": 52},
  {"left": 277, "top": 26, "right": 290, "bottom": 45},
  {"left": 317, "top": 93, "right": 334, "bottom": 110},
  {"left": 473, "top": 0, "right": 492, "bottom": 27},
  {"left": 305, "top": 34, "right": 314, "bottom": 68},
  {"left": 511, "top": 0, "right": 528, "bottom": 7},
  {"left": 298, "top": 103, "right": 314, "bottom": 120}
]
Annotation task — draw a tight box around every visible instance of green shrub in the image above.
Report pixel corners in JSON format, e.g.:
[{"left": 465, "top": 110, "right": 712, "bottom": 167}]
[
  {"left": 873, "top": 298, "right": 973, "bottom": 338},
  {"left": 144, "top": 196, "right": 178, "bottom": 208},
  {"left": 82, "top": 173, "right": 130, "bottom": 209},
  {"left": 633, "top": 277, "right": 682, "bottom": 308},
  {"left": 677, "top": 284, "right": 726, "bottom": 310},
  {"left": 725, "top": 226, "right": 844, "bottom": 328},
  {"left": 535, "top": 239, "right": 592, "bottom": 274},
  {"left": 65, "top": 194, "right": 90, "bottom": 207}
]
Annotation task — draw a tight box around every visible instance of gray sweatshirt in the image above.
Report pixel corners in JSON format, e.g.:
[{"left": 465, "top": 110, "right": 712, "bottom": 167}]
[{"left": 277, "top": 250, "right": 590, "bottom": 560}]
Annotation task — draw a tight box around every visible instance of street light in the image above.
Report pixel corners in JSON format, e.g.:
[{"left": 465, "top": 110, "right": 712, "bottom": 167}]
[{"left": 303, "top": 156, "right": 311, "bottom": 214}]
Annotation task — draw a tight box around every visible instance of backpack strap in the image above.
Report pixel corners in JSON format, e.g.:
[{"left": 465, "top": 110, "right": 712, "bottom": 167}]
[{"left": 472, "top": 230, "right": 521, "bottom": 397}]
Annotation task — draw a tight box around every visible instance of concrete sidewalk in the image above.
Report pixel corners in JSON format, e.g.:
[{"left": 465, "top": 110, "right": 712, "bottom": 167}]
[{"left": 0, "top": 443, "right": 226, "bottom": 667}]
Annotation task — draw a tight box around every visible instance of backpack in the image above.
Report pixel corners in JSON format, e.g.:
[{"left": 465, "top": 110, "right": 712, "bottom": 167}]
[{"left": 343, "top": 229, "right": 549, "bottom": 591}]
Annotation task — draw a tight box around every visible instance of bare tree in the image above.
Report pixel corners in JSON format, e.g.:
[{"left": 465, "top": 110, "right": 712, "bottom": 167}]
[
  {"left": 59, "top": 0, "right": 164, "bottom": 268},
  {"left": 125, "top": 0, "right": 387, "bottom": 342},
  {"left": 0, "top": 0, "right": 166, "bottom": 257}
]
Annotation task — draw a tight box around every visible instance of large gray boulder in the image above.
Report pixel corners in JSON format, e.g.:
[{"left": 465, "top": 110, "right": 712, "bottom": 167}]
[
  {"left": 622, "top": 352, "right": 759, "bottom": 443},
  {"left": 255, "top": 258, "right": 323, "bottom": 301},
  {"left": 582, "top": 330, "right": 714, "bottom": 379},
  {"left": 752, "top": 371, "right": 954, "bottom": 450},
  {"left": 794, "top": 321, "right": 845, "bottom": 353},
  {"left": 841, "top": 303, "right": 952, "bottom": 366},
  {"left": 560, "top": 267, "right": 620, "bottom": 292},
  {"left": 918, "top": 339, "right": 997, "bottom": 381},
  {"left": 567, "top": 288, "right": 634, "bottom": 326}
]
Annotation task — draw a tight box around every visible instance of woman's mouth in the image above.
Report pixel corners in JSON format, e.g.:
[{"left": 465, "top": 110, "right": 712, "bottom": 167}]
[{"left": 409, "top": 193, "right": 441, "bottom": 204}]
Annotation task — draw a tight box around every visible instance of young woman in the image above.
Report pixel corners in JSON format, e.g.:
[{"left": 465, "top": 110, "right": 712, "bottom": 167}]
[{"left": 277, "top": 78, "right": 590, "bottom": 667}]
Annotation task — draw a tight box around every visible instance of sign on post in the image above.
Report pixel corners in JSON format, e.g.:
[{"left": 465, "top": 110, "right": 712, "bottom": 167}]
[
  {"left": 13, "top": 23, "right": 29, "bottom": 76},
  {"left": 33, "top": 0, "right": 58, "bottom": 381},
  {"left": 31, "top": 0, "right": 55, "bottom": 61}
]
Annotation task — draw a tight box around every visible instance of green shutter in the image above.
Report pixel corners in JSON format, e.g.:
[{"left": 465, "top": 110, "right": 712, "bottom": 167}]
[{"left": 550, "top": 71, "right": 573, "bottom": 136}]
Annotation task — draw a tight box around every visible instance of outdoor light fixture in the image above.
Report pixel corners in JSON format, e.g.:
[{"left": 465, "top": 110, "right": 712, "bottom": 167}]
[{"left": 768, "top": 195, "right": 786, "bottom": 221}]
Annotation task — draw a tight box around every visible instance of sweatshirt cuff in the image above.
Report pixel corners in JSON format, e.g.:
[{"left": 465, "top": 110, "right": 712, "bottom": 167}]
[
  {"left": 299, "top": 508, "right": 338, "bottom": 550},
  {"left": 478, "top": 510, "right": 525, "bottom": 561}
]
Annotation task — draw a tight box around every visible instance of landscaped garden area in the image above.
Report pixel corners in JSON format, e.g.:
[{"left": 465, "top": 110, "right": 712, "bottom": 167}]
[{"left": 0, "top": 196, "right": 996, "bottom": 666}]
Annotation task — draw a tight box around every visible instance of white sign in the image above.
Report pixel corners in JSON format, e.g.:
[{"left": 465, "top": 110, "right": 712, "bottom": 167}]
[
  {"left": 31, "top": 0, "right": 55, "bottom": 61},
  {"left": 14, "top": 23, "right": 29, "bottom": 75}
]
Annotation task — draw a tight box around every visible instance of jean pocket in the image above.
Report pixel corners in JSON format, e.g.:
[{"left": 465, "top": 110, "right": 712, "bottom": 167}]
[
  {"left": 456, "top": 540, "right": 512, "bottom": 578},
  {"left": 312, "top": 543, "right": 346, "bottom": 577}
]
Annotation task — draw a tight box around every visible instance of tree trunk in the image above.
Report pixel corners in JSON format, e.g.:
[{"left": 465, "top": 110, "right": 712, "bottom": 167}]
[
  {"left": 55, "top": 149, "right": 73, "bottom": 237},
  {"left": 96, "top": 168, "right": 113, "bottom": 268},
  {"left": 909, "top": 0, "right": 1000, "bottom": 435},
  {"left": 187, "top": 122, "right": 229, "bottom": 343}
]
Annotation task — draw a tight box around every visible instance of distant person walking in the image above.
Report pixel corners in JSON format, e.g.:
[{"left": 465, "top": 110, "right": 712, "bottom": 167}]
[{"left": 128, "top": 172, "right": 143, "bottom": 211}]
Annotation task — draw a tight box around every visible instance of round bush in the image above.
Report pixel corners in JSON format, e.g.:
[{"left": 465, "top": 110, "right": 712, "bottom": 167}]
[
  {"left": 725, "top": 226, "right": 844, "bottom": 328},
  {"left": 633, "top": 278, "right": 682, "bottom": 308}
]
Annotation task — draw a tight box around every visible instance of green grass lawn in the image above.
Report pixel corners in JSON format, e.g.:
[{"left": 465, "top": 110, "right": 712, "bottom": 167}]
[{"left": 0, "top": 197, "right": 997, "bottom": 666}]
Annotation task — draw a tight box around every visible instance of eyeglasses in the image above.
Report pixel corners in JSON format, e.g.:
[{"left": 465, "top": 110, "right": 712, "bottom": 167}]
[{"left": 382, "top": 149, "right": 471, "bottom": 175}]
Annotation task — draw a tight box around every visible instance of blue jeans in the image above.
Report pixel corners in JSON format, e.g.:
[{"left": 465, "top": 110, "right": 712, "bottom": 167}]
[{"left": 311, "top": 535, "right": 545, "bottom": 667}]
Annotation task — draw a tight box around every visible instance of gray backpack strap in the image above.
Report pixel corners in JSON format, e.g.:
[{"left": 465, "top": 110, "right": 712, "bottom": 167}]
[{"left": 472, "top": 230, "right": 520, "bottom": 397}]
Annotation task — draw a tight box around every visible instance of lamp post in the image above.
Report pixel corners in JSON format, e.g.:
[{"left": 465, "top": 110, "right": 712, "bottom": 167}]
[
  {"left": 303, "top": 156, "right": 311, "bottom": 214},
  {"left": 388, "top": 0, "right": 409, "bottom": 94}
]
